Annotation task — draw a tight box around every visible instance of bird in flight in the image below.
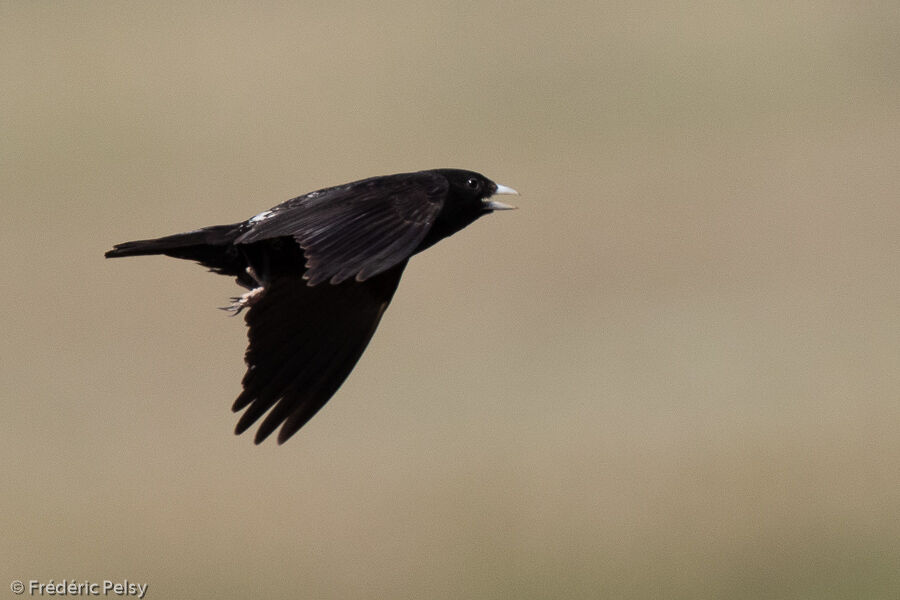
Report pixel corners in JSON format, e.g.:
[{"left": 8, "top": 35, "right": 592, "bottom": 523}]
[{"left": 105, "top": 169, "right": 517, "bottom": 444}]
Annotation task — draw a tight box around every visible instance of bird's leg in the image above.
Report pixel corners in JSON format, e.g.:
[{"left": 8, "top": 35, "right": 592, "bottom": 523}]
[{"left": 246, "top": 265, "right": 264, "bottom": 286}]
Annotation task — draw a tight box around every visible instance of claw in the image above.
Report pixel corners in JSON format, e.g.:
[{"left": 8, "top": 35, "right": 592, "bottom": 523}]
[{"left": 220, "top": 286, "right": 264, "bottom": 315}]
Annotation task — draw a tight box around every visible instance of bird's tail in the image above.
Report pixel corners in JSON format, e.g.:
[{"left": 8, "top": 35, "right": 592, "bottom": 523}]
[
  {"left": 105, "top": 224, "right": 241, "bottom": 259},
  {"left": 105, "top": 223, "right": 252, "bottom": 283}
]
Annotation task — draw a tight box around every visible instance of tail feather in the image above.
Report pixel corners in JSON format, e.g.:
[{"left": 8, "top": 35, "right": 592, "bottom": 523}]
[
  {"left": 105, "top": 223, "right": 253, "bottom": 284},
  {"left": 105, "top": 224, "right": 241, "bottom": 258}
]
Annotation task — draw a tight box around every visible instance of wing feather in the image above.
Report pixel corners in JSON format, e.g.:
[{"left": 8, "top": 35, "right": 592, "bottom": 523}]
[
  {"left": 233, "top": 262, "right": 407, "bottom": 444},
  {"left": 235, "top": 172, "right": 446, "bottom": 286}
]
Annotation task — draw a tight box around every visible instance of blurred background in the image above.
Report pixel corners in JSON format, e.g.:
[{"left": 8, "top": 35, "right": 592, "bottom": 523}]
[{"left": 2, "top": 2, "right": 898, "bottom": 598}]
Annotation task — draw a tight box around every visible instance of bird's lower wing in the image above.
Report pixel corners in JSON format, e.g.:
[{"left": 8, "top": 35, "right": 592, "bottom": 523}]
[{"left": 233, "top": 261, "right": 407, "bottom": 444}]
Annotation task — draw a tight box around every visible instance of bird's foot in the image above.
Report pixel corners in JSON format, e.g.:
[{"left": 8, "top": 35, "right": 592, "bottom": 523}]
[{"left": 221, "top": 286, "right": 264, "bottom": 315}]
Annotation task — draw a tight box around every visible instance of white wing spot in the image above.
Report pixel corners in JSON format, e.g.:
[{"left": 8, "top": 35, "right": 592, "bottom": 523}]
[{"left": 250, "top": 210, "right": 274, "bottom": 223}]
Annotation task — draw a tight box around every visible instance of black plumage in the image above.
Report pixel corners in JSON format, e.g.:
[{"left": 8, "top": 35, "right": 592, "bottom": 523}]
[{"left": 105, "top": 169, "right": 517, "bottom": 444}]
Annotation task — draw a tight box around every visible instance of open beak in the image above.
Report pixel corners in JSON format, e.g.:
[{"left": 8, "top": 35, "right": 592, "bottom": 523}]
[{"left": 484, "top": 183, "right": 519, "bottom": 211}]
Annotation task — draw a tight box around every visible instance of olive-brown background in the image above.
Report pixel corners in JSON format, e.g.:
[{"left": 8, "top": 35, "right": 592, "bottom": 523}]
[{"left": 2, "top": 2, "right": 898, "bottom": 598}]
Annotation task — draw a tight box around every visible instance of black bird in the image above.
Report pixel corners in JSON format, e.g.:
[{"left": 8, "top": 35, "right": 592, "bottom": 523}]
[{"left": 105, "top": 169, "right": 517, "bottom": 444}]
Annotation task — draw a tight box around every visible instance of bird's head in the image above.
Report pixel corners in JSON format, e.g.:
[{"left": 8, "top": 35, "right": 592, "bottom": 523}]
[
  {"left": 438, "top": 168, "right": 518, "bottom": 213},
  {"left": 418, "top": 169, "right": 517, "bottom": 250}
]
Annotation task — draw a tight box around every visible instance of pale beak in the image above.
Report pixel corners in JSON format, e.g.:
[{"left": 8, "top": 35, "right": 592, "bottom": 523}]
[{"left": 484, "top": 183, "right": 519, "bottom": 210}]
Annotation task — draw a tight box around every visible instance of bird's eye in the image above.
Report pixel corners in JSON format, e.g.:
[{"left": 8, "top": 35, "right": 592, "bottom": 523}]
[{"left": 465, "top": 178, "right": 482, "bottom": 192}]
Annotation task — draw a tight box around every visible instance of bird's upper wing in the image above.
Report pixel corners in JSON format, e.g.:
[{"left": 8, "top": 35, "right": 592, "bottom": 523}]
[
  {"left": 233, "top": 262, "right": 407, "bottom": 444},
  {"left": 235, "top": 172, "right": 447, "bottom": 285}
]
